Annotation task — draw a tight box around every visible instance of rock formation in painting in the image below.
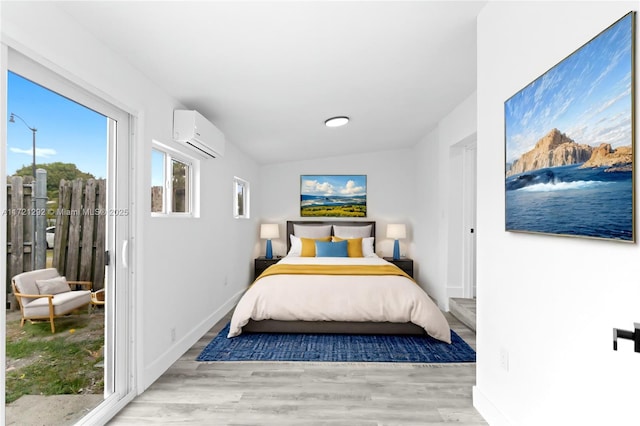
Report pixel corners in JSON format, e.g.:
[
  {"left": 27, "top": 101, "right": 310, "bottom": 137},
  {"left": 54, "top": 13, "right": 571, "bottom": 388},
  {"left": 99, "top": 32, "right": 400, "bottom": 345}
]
[
  {"left": 579, "top": 143, "right": 632, "bottom": 172},
  {"left": 506, "top": 128, "right": 593, "bottom": 177}
]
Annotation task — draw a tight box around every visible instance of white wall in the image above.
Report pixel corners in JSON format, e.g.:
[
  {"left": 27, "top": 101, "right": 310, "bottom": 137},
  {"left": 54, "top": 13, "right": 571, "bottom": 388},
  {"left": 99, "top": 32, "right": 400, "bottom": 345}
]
[
  {"left": 475, "top": 3, "right": 639, "bottom": 425},
  {"left": 0, "top": 2, "right": 260, "bottom": 394},
  {"left": 414, "top": 92, "right": 477, "bottom": 309},
  {"left": 258, "top": 149, "right": 416, "bottom": 261}
]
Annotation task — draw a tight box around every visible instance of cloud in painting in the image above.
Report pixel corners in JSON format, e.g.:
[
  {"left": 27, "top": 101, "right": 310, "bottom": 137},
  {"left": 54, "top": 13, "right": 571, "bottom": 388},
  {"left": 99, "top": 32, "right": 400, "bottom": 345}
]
[
  {"left": 301, "top": 179, "right": 335, "bottom": 196},
  {"left": 302, "top": 176, "right": 366, "bottom": 196},
  {"left": 340, "top": 180, "right": 365, "bottom": 195}
]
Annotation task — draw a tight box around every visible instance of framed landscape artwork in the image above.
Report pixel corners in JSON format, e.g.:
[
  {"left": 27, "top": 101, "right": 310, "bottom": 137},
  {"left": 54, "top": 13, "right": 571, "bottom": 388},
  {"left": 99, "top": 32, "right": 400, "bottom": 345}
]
[
  {"left": 505, "top": 12, "right": 635, "bottom": 242},
  {"left": 300, "top": 175, "right": 367, "bottom": 217}
]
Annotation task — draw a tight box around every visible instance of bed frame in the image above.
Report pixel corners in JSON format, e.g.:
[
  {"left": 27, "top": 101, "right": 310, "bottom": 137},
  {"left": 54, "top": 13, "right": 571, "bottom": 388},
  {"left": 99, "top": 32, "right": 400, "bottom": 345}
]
[{"left": 243, "top": 220, "right": 426, "bottom": 336}]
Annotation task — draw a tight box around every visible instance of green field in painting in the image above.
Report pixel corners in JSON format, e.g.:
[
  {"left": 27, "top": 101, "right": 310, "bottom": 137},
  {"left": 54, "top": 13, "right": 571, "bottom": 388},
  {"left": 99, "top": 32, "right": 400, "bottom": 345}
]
[{"left": 301, "top": 204, "right": 366, "bottom": 217}]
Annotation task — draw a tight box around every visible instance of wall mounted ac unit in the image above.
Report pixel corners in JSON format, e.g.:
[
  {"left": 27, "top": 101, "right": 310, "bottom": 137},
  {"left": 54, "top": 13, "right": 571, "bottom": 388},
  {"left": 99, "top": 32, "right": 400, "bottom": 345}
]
[{"left": 173, "top": 109, "right": 226, "bottom": 159}]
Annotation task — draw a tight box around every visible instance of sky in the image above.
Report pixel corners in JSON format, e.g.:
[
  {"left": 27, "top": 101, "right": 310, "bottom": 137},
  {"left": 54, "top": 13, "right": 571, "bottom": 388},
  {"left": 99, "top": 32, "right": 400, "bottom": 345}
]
[
  {"left": 7, "top": 72, "right": 107, "bottom": 178},
  {"left": 505, "top": 13, "right": 633, "bottom": 164},
  {"left": 151, "top": 149, "right": 164, "bottom": 187},
  {"left": 301, "top": 175, "right": 367, "bottom": 197}
]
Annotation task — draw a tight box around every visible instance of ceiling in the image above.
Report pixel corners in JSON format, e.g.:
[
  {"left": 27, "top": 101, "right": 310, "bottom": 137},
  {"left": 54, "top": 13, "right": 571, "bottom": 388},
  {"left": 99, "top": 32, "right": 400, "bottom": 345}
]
[{"left": 58, "top": 1, "right": 486, "bottom": 165}]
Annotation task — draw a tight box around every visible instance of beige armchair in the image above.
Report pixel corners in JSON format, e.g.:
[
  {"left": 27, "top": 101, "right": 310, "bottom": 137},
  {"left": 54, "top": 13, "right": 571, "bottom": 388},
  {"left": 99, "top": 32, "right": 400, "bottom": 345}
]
[{"left": 12, "top": 268, "right": 92, "bottom": 333}]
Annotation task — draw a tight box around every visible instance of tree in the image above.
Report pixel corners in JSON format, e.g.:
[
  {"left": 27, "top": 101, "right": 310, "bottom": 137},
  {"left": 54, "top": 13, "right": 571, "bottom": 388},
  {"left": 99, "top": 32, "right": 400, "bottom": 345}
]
[
  {"left": 13, "top": 162, "right": 95, "bottom": 200},
  {"left": 12, "top": 162, "right": 96, "bottom": 222}
]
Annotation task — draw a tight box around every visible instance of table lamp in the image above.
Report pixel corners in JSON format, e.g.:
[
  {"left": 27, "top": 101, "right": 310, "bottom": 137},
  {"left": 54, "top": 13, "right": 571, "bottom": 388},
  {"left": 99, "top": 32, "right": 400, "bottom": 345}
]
[
  {"left": 386, "top": 223, "right": 406, "bottom": 260},
  {"left": 260, "top": 224, "right": 279, "bottom": 259}
]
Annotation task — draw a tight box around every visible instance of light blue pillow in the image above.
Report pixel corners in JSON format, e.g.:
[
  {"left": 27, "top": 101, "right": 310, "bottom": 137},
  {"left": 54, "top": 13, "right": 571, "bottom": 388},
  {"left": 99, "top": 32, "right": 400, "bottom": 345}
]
[{"left": 315, "top": 240, "right": 348, "bottom": 257}]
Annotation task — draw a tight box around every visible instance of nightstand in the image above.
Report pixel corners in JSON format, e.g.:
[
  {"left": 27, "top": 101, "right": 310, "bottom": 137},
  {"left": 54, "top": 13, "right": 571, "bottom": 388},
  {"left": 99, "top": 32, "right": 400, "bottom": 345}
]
[
  {"left": 254, "top": 256, "right": 281, "bottom": 280},
  {"left": 383, "top": 257, "right": 414, "bottom": 278}
]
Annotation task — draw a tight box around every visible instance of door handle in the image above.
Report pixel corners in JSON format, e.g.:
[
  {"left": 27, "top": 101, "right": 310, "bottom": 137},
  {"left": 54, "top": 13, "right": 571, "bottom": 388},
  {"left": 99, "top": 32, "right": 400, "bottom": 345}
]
[{"left": 613, "top": 323, "right": 640, "bottom": 352}]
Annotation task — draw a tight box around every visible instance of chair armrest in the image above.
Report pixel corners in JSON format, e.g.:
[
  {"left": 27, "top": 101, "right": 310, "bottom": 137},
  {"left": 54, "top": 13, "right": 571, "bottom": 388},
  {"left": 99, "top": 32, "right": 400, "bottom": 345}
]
[
  {"left": 67, "top": 281, "right": 93, "bottom": 290},
  {"left": 13, "top": 291, "right": 53, "bottom": 300},
  {"left": 91, "top": 289, "right": 105, "bottom": 304}
]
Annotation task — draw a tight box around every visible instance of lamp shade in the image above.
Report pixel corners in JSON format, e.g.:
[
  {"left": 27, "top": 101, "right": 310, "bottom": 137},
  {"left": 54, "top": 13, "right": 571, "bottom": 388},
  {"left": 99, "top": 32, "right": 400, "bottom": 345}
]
[
  {"left": 260, "top": 223, "right": 280, "bottom": 239},
  {"left": 386, "top": 224, "right": 406, "bottom": 239}
]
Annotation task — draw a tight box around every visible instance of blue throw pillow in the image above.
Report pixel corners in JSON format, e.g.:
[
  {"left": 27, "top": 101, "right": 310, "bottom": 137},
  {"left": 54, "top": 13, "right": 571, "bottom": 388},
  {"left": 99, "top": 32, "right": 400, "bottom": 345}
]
[{"left": 315, "top": 240, "right": 348, "bottom": 257}]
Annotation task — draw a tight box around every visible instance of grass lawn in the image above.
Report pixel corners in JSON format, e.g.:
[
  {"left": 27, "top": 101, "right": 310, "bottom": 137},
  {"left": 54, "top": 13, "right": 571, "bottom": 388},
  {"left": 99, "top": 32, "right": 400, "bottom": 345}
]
[{"left": 5, "top": 308, "right": 105, "bottom": 404}]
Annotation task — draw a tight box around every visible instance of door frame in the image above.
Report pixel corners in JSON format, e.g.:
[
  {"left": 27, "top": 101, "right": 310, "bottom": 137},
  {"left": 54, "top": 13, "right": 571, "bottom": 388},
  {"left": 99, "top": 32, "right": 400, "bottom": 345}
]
[
  {"left": 2, "top": 45, "right": 138, "bottom": 423},
  {"left": 462, "top": 138, "right": 477, "bottom": 299}
]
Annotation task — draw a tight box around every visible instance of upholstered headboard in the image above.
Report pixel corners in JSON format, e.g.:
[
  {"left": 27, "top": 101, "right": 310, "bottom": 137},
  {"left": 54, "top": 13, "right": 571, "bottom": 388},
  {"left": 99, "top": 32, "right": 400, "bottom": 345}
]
[{"left": 286, "top": 220, "right": 376, "bottom": 253}]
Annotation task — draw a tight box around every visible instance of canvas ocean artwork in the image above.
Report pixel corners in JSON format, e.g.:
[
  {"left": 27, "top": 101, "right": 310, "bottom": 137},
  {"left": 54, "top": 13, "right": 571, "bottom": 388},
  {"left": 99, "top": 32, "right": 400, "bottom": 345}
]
[{"left": 504, "top": 13, "right": 634, "bottom": 241}]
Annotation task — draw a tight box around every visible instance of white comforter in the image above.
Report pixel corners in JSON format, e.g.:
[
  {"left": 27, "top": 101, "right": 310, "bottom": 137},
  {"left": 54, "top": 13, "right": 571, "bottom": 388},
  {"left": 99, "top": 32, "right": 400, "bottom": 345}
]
[{"left": 228, "top": 256, "right": 451, "bottom": 343}]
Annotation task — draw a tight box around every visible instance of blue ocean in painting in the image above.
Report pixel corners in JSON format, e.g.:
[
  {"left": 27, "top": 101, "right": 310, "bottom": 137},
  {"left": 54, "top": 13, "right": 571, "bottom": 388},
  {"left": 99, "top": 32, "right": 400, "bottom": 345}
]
[
  {"left": 300, "top": 194, "right": 366, "bottom": 208},
  {"left": 505, "top": 164, "right": 632, "bottom": 241}
]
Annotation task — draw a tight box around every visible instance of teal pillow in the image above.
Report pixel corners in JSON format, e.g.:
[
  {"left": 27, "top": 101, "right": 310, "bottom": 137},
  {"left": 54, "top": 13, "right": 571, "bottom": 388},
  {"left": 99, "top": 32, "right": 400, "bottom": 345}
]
[{"left": 315, "top": 240, "right": 348, "bottom": 257}]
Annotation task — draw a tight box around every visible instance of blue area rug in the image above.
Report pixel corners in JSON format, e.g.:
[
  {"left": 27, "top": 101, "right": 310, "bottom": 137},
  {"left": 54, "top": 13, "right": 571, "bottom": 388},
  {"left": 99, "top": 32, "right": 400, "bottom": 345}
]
[{"left": 196, "top": 323, "right": 476, "bottom": 363}]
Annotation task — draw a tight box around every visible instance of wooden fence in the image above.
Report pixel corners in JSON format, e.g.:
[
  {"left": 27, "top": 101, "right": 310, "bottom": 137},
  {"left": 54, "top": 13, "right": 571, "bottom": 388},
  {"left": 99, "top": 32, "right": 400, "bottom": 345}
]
[
  {"left": 52, "top": 178, "right": 107, "bottom": 290},
  {"left": 6, "top": 175, "right": 35, "bottom": 300},
  {"left": 6, "top": 176, "right": 106, "bottom": 307}
]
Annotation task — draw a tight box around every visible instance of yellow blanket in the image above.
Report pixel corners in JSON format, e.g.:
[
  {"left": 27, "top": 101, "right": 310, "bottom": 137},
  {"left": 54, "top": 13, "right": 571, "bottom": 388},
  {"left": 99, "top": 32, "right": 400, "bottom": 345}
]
[{"left": 256, "top": 263, "right": 414, "bottom": 283}]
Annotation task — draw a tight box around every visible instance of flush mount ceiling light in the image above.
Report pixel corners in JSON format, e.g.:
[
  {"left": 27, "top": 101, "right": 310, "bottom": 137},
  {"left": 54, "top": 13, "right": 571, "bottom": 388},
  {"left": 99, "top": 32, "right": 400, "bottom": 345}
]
[{"left": 324, "top": 116, "right": 350, "bottom": 128}]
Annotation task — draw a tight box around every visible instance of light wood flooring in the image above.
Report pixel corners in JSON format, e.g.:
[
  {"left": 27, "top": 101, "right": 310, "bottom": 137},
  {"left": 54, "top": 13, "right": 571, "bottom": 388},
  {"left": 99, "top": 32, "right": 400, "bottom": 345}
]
[{"left": 109, "top": 310, "right": 485, "bottom": 425}]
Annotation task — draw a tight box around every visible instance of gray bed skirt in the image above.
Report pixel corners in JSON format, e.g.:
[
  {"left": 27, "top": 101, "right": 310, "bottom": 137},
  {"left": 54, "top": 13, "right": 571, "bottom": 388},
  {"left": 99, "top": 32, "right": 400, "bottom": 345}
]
[{"left": 243, "top": 319, "right": 426, "bottom": 335}]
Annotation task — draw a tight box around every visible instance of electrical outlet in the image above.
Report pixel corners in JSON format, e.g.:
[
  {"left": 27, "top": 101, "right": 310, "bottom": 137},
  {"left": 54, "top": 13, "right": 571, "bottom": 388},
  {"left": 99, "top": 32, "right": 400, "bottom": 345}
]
[
  {"left": 170, "top": 327, "right": 176, "bottom": 343},
  {"left": 500, "top": 348, "right": 509, "bottom": 372},
  {"left": 224, "top": 276, "right": 228, "bottom": 286}
]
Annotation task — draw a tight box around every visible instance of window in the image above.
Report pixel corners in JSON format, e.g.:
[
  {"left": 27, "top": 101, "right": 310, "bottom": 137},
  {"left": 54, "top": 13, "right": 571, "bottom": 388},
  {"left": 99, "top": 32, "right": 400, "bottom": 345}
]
[
  {"left": 233, "top": 176, "right": 250, "bottom": 219},
  {"left": 152, "top": 142, "right": 197, "bottom": 216}
]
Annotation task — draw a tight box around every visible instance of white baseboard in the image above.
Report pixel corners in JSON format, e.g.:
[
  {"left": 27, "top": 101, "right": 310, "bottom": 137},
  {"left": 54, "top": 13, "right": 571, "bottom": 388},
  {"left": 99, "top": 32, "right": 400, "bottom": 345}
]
[
  {"left": 141, "top": 289, "right": 244, "bottom": 391},
  {"left": 473, "top": 385, "right": 512, "bottom": 426}
]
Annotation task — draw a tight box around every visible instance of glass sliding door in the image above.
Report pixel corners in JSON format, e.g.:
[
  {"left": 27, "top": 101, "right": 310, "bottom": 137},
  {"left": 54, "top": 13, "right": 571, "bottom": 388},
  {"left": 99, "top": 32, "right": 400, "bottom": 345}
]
[{"left": 3, "top": 47, "right": 135, "bottom": 424}]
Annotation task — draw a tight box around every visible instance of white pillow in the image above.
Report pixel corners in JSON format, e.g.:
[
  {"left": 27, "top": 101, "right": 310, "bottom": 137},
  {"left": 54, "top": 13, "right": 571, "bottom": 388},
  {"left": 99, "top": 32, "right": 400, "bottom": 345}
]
[
  {"left": 293, "top": 224, "right": 332, "bottom": 238},
  {"left": 288, "top": 234, "right": 302, "bottom": 256},
  {"left": 35, "top": 276, "right": 71, "bottom": 295},
  {"left": 290, "top": 234, "right": 374, "bottom": 257},
  {"left": 362, "top": 237, "right": 375, "bottom": 257},
  {"left": 333, "top": 224, "right": 372, "bottom": 239}
]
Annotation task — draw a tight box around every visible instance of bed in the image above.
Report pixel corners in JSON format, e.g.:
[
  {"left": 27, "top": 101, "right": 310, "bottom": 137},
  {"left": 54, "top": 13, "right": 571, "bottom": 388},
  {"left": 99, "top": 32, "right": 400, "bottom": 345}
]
[{"left": 228, "top": 220, "right": 451, "bottom": 343}]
